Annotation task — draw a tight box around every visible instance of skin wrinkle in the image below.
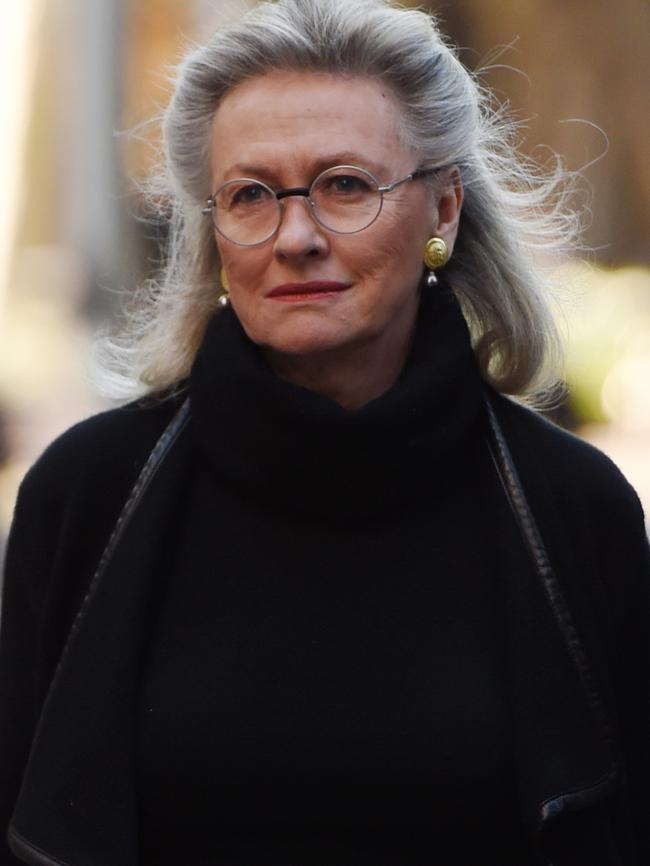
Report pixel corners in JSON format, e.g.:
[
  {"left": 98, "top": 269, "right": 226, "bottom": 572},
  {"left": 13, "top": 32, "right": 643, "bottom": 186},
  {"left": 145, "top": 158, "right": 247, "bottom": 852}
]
[{"left": 210, "top": 70, "right": 463, "bottom": 409}]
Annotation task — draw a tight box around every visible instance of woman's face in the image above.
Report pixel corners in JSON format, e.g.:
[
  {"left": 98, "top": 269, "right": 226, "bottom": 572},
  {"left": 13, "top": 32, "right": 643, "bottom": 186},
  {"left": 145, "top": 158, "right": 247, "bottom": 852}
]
[{"left": 209, "top": 71, "right": 462, "bottom": 361}]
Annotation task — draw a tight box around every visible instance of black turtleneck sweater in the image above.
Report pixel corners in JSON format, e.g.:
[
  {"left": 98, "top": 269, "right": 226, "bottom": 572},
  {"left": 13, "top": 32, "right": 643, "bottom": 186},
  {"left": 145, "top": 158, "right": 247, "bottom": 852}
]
[{"left": 136, "top": 288, "right": 532, "bottom": 864}]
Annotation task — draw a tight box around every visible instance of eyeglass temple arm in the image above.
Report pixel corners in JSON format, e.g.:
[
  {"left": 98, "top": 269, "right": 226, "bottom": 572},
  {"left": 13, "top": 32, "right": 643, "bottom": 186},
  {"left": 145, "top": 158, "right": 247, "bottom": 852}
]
[{"left": 378, "top": 166, "right": 444, "bottom": 194}]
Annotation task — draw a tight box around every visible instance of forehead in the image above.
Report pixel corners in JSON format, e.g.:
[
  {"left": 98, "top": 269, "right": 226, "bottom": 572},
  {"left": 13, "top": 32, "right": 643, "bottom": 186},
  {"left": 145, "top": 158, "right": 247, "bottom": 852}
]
[{"left": 210, "top": 71, "right": 414, "bottom": 182}]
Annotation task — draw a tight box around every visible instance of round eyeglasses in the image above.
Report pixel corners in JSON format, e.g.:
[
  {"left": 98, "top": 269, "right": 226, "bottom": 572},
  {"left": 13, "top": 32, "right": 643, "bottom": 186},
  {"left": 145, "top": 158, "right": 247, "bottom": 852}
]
[{"left": 202, "top": 164, "right": 441, "bottom": 247}]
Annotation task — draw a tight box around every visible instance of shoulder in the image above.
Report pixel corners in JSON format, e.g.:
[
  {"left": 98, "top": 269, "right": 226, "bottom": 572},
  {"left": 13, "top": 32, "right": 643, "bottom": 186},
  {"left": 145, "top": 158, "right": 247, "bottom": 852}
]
[
  {"left": 18, "top": 393, "right": 184, "bottom": 511},
  {"left": 489, "top": 391, "right": 644, "bottom": 523},
  {"left": 7, "top": 392, "right": 185, "bottom": 606},
  {"left": 3, "top": 392, "right": 188, "bottom": 688},
  {"left": 489, "top": 391, "right": 648, "bottom": 627}
]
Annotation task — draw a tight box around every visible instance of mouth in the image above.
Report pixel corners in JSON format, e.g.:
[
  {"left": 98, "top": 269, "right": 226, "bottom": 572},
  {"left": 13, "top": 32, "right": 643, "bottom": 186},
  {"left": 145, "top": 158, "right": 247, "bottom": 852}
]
[{"left": 266, "top": 281, "right": 352, "bottom": 302}]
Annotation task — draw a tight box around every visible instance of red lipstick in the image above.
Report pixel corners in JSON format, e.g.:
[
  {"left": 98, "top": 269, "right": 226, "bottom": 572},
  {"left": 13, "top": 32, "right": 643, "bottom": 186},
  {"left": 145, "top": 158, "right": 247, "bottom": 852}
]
[{"left": 267, "top": 281, "right": 352, "bottom": 301}]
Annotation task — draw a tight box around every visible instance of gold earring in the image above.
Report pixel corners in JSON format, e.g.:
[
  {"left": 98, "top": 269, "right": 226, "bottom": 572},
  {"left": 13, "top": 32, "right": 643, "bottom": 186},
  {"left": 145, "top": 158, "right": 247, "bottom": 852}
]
[
  {"left": 423, "top": 237, "right": 449, "bottom": 271},
  {"left": 218, "top": 266, "right": 230, "bottom": 308}
]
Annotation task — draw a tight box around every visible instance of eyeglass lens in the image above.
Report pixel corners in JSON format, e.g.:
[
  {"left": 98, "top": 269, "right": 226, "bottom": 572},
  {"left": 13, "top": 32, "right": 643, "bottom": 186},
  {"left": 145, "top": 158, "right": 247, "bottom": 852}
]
[{"left": 210, "top": 166, "right": 383, "bottom": 245}]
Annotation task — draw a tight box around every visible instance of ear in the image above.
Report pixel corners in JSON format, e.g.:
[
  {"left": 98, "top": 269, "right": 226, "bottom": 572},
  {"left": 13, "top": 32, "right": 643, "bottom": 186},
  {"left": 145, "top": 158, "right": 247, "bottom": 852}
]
[{"left": 433, "top": 166, "right": 464, "bottom": 252}]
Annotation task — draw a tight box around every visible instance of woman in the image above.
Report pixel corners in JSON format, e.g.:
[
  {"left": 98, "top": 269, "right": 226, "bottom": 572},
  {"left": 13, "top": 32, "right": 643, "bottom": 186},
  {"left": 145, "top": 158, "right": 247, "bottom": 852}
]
[{"left": 1, "top": 0, "right": 648, "bottom": 864}]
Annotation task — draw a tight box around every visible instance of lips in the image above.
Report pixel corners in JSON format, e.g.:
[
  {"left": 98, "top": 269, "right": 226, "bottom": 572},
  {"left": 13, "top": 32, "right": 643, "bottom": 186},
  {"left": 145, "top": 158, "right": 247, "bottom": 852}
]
[{"left": 267, "top": 281, "right": 352, "bottom": 300}]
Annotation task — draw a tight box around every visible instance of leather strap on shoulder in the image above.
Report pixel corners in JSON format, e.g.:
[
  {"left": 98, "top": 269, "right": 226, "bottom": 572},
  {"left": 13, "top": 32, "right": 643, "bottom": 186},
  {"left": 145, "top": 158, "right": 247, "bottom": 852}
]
[
  {"left": 40, "top": 397, "right": 191, "bottom": 715},
  {"left": 483, "top": 392, "right": 620, "bottom": 822},
  {"left": 91, "top": 397, "right": 192, "bottom": 588}
]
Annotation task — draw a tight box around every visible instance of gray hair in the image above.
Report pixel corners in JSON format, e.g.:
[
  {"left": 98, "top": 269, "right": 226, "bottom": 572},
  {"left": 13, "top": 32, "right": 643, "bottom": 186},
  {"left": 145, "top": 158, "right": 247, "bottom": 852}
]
[{"left": 98, "top": 0, "right": 580, "bottom": 403}]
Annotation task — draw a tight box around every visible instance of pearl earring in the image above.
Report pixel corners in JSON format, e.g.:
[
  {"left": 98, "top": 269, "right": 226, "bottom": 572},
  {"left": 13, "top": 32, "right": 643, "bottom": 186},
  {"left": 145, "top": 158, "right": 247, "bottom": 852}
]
[{"left": 218, "top": 266, "right": 230, "bottom": 307}]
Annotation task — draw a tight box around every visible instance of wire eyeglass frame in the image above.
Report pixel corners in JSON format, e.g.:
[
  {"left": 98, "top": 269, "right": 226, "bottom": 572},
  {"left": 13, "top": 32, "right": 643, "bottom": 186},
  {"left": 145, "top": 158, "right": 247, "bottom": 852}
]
[{"left": 201, "top": 164, "right": 443, "bottom": 247}]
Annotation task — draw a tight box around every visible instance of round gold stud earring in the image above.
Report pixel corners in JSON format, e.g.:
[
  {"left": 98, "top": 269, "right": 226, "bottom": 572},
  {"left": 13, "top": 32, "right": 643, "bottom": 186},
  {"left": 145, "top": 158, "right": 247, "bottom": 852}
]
[
  {"left": 218, "top": 266, "right": 230, "bottom": 308},
  {"left": 423, "top": 237, "right": 450, "bottom": 271}
]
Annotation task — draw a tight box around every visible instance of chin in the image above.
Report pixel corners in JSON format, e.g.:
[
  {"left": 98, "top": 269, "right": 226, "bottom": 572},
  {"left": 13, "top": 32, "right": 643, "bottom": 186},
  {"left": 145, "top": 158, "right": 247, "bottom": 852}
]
[
  {"left": 265, "top": 334, "right": 352, "bottom": 358},
  {"left": 259, "top": 321, "right": 359, "bottom": 358}
]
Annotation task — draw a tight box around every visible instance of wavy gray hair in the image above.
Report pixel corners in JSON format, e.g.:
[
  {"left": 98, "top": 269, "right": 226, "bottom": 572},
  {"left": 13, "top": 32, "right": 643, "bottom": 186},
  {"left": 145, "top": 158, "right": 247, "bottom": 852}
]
[{"left": 98, "top": 0, "right": 580, "bottom": 402}]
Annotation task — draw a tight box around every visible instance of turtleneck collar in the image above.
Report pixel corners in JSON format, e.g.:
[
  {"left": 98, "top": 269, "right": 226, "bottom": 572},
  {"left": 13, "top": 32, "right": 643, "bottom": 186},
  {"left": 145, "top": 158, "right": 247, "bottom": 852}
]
[{"left": 190, "top": 284, "right": 484, "bottom": 519}]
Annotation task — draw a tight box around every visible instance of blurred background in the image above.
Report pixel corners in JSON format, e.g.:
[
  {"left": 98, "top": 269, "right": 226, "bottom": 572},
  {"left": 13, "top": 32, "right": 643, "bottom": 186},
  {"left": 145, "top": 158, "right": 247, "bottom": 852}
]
[{"left": 0, "top": 0, "right": 648, "bottom": 557}]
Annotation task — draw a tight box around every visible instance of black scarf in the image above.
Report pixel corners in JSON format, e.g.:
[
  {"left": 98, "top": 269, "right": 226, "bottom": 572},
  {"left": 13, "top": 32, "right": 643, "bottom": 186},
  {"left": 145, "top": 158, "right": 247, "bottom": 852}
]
[{"left": 190, "top": 284, "right": 484, "bottom": 519}]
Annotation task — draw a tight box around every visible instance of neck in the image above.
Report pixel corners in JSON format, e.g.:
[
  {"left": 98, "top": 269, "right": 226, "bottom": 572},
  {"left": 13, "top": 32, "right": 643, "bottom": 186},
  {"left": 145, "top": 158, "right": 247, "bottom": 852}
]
[{"left": 263, "top": 305, "right": 418, "bottom": 411}]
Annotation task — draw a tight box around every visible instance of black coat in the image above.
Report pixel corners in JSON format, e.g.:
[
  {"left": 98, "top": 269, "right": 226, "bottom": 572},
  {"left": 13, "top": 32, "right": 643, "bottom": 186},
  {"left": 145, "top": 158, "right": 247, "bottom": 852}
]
[{"left": 1, "top": 389, "right": 649, "bottom": 866}]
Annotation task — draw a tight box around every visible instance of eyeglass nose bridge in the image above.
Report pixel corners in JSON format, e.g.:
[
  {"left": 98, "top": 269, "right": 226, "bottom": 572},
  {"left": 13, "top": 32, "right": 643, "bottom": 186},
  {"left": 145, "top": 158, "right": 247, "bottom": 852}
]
[
  {"left": 273, "top": 186, "right": 321, "bottom": 235},
  {"left": 273, "top": 183, "right": 384, "bottom": 239},
  {"left": 275, "top": 186, "right": 311, "bottom": 202}
]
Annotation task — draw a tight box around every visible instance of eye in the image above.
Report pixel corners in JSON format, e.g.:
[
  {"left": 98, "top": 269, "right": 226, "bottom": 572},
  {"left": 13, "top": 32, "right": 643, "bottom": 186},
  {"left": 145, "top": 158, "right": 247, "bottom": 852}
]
[
  {"left": 325, "top": 174, "right": 372, "bottom": 194},
  {"left": 231, "top": 183, "right": 272, "bottom": 205}
]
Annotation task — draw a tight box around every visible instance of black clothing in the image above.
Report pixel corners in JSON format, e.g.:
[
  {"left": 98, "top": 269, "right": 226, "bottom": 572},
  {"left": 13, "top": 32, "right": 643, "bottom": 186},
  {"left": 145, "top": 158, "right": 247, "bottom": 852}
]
[
  {"left": 136, "top": 292, "right": 527, "bottom": 864},
  {"left": 1, "top": 289, "right": 649, "bottom": 866},
  {"left": 190, "top": 285, "right": 482, "bottom": 519}
]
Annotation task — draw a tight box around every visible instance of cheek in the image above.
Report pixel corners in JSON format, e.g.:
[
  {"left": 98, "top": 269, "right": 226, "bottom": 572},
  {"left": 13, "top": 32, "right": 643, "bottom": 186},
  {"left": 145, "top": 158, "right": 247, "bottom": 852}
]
[
  {"left": 349, "top": 214, "right": 428, "bottom": 285},
  {"left": 219, "top": 246, "right": 269, "bottom": 291}
]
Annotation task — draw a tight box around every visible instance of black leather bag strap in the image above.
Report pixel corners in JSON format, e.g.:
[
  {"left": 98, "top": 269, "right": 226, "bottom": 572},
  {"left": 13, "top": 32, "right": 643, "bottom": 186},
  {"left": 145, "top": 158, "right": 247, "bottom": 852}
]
[
  {"left": 483, "top": 394, "right": 557, "bottom": 584},
  {"left": 90, "top": 396, "right": 192, "bottom": 596},
  {"left": 40, "top": 396, "right": 192, "bottom": 708},
  {"left": 483, "top": 393, "right": 619, "bottom": 791}
]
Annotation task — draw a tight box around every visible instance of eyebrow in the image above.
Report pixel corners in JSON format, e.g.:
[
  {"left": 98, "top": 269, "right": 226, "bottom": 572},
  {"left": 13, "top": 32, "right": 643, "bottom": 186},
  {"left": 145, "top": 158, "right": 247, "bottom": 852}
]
[{"left": 223, "top": 152, "right": 389, "bottom": 183}]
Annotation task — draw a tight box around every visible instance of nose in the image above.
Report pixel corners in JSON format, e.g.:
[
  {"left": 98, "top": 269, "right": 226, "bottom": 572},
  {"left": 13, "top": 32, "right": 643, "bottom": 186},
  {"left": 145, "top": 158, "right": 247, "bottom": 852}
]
[{"left": 272, "top": 197, "right": 329, "bottom": 262}]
